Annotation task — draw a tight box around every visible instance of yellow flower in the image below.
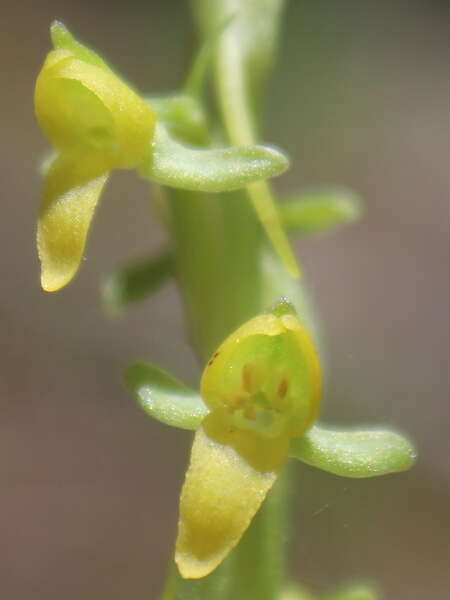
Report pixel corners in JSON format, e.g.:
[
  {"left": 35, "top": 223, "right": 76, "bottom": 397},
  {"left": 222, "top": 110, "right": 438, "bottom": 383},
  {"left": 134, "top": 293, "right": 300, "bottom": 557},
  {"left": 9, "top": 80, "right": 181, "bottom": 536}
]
[
  {"left": 175, "top": 306, "right": 321, "bottom": 578},
  {"left": 35, "top": 22, "right": 155, "bottom": 291},
  {"left": 126, "top": 298, "right": 415, "bottom": 579}
]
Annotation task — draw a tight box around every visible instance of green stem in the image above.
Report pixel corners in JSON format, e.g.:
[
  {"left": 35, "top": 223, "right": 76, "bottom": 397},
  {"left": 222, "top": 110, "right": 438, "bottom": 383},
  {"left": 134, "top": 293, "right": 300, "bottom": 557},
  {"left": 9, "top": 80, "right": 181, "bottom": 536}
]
[
  {"left": 165, "top": 198, "right": 299, "bottom": 600},
  {"left": 161, "top": 1, "right": 311, "bottom": 597},
  {"left": 167, "top": 188, "right": 261, "bottom": 361},
  {"left": 229, "top": 464, "right": 291, "bottom": 600}
]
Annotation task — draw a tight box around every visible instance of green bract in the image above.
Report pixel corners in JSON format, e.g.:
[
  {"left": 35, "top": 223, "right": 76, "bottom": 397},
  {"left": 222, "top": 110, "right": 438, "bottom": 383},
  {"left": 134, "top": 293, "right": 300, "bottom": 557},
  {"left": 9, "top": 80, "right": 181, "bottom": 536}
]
[
  {"left": 101, "top": 249, "right": 174, "bottom": 316},
  {"left": 280, "top": 188, "right": 362, "bottom": 235}
]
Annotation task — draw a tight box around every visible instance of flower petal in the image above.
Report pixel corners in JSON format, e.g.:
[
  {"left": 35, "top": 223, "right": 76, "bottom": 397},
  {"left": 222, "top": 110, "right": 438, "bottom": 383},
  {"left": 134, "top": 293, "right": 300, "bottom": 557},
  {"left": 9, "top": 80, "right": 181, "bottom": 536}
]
[
  {"left": 37, "top": 154, "right": 109, "bottom": 291},
  {"left": 289, "top": 425, "right": 416, "bottom": 478},
  {"left": 140, "top": 123, "right": 289, "bottom": 193},
  {"left": 175, "top": 415, "right": 289, "bottom": 579},
  {"left": 125, "top": 361, "right": 208, "bottom": 430}
]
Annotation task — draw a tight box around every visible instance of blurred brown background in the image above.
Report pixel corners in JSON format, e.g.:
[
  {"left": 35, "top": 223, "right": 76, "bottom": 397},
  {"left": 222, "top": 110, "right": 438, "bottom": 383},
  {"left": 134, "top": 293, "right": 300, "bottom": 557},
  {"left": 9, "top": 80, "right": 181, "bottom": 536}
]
[{"left": 1, "top": 1, "right": 449, "bottom": 598}]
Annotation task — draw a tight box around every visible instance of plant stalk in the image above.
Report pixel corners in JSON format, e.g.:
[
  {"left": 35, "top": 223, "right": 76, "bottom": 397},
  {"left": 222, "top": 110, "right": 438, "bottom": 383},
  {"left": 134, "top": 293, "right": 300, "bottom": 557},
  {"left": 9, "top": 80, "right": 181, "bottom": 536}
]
[{"left": 162, "top": 1, "right": 312, "bottom": 597}]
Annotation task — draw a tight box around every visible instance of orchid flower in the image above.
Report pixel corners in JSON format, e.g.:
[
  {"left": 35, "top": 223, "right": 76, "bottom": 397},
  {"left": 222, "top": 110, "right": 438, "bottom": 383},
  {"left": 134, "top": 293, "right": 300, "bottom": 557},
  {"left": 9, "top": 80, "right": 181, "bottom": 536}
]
[
  {"left": 34, "top": 22, "right": 290, "bottom": 292},
  {"left": 126, "top": 300, "right": 415, "bottom": 579},
  {"left": 35, "top": 22, "right": 155, "bottom": 291}
]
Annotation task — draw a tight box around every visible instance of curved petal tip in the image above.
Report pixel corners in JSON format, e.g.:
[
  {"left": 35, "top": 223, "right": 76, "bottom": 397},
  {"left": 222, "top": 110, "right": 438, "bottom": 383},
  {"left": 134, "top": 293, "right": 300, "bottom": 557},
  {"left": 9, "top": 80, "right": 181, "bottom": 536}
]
[{"left": 175, "top": 421, "right": 288, "bottom": 578}]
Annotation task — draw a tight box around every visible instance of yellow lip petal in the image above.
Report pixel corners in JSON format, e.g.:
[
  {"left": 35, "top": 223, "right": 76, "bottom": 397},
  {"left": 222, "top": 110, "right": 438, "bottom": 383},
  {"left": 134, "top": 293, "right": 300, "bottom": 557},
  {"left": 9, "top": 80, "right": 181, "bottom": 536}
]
[
  {"left": 175, "top": 415, "right": 289, "bottom": 579},
  {"left": 37, "top": 153, "right": 109, "bottom": 291}
]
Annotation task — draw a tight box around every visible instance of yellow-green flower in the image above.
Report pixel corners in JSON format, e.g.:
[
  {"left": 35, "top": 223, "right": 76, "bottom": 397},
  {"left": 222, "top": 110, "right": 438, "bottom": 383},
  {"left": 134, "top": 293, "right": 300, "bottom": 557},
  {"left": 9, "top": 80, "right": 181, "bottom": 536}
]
[
  {"left": 34, "top": 23, "right": 294, "bottom": 293},
  {"left": 175, "top": 307, "right": 321, "bottom": 578},
  {"left": 35, "top": 22, "right": 155, "bottom": 292},
  {"left": 126, "top": 300, "right": 416, "bottom": 580}
]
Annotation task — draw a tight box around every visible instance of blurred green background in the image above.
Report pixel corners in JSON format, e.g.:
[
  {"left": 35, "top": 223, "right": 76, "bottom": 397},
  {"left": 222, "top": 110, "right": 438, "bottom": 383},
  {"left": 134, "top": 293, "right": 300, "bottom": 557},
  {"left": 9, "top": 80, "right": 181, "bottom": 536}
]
[{"left": 1, "top": 1, "right": 449, "bottom": 598}]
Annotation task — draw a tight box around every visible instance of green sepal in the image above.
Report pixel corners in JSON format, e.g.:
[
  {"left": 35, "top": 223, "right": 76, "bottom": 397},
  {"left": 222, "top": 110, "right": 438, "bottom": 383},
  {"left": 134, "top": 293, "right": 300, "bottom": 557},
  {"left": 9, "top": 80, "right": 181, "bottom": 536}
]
[
  {"left": 322, "top": 583, "right": 379, "bottom": 600},
  {"left": 125, "top": 361, "right": 208, "bottom": 430},
  {"left": 280, "top": 188, "right": 361, "bottom": 235},
  {"left": 101, "top": 249, "right": 173, "bottom": 315},
  {"left": 290, "top": 425, "right": 416, "bottom": 478},
  {"left": 50, "top": 21, "right": 109, "bottom": 70},
  {"left": 139, "top": 123, "right": 289, "bottom": 193}
]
